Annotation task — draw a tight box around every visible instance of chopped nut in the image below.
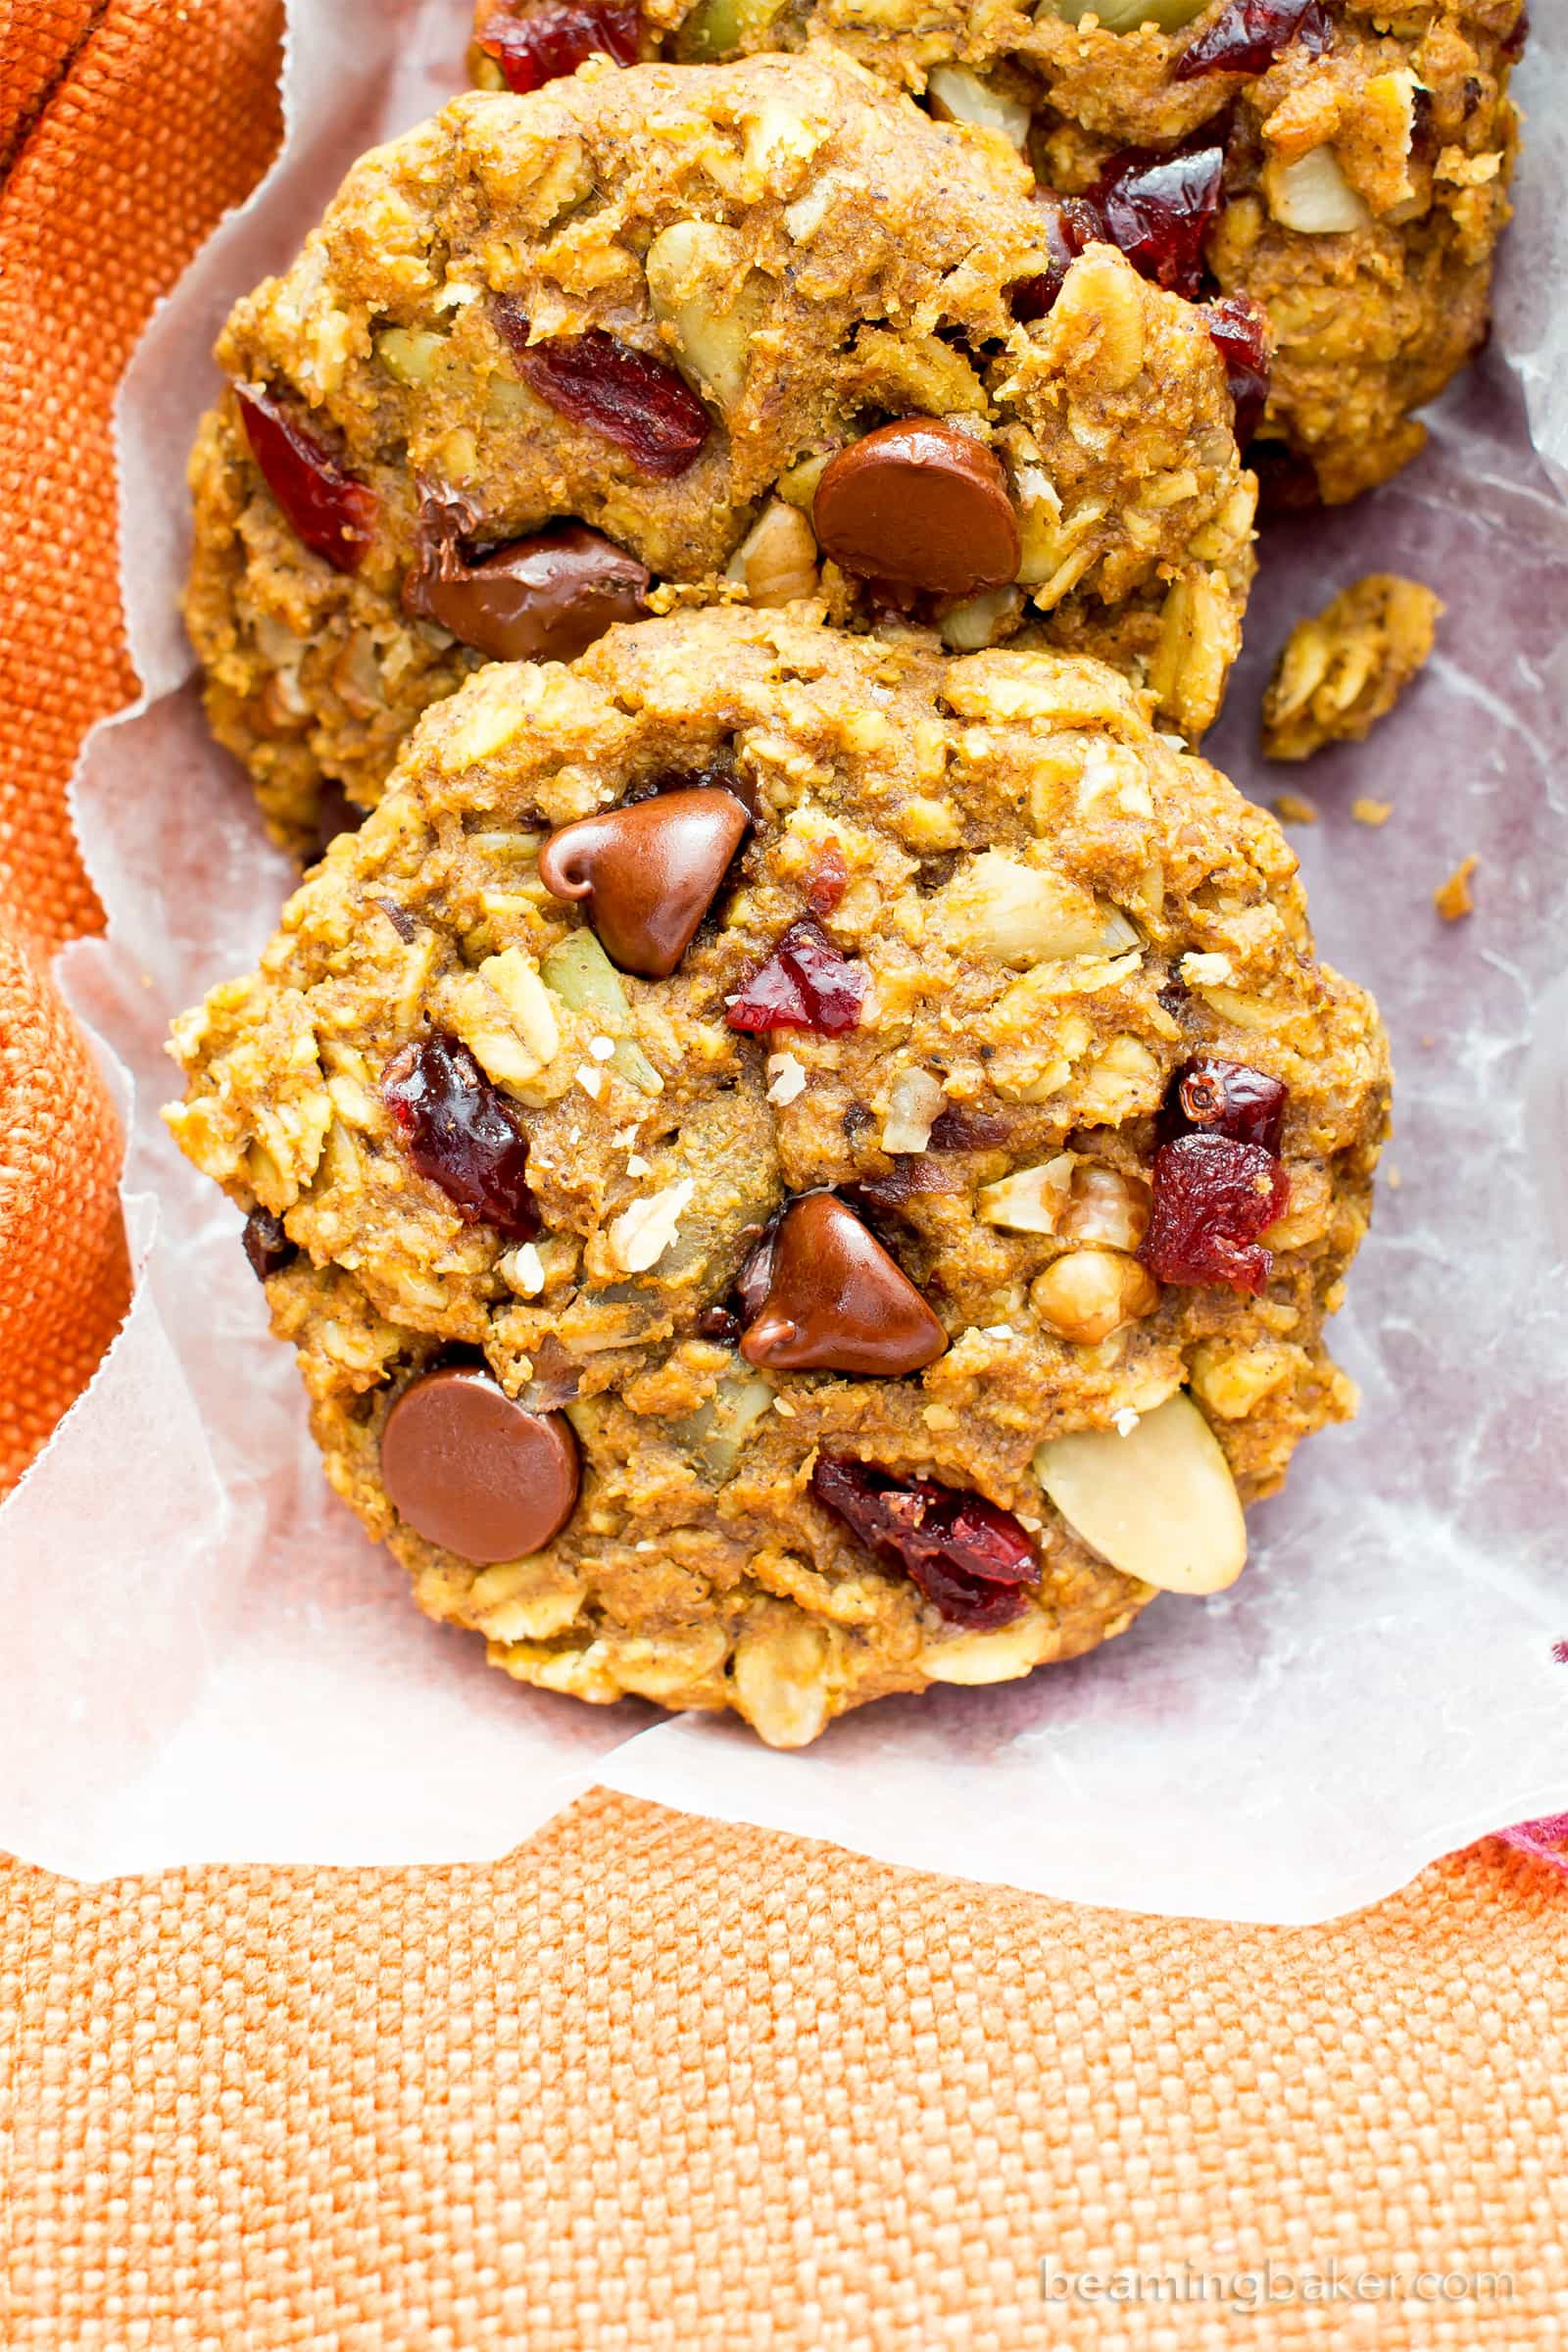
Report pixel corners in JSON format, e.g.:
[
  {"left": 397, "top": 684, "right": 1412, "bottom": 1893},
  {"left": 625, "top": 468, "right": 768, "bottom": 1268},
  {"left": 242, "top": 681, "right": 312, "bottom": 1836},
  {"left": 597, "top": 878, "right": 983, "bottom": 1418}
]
[
  {"left": 644, "top": 219, "right": 765, "bottom": 407},
  {"left": 499, "top": 1241, "right": 546, "bottom": 1298},
  {"left": 1263, "top": 146, "right": 1373, "bottom": 235},
  {"left": 881, "top": 1067, "right": 945, "bottom": 1153},
  {"left": 765, "top": 1052, "right": 808, "bottom": 1106},
  {"left": 1031, "top": 1249, "right": 1158, "bottom": 1346},
  {"left": 934, "top": 849, "right": 1135, "bottom": 965},
  {"left": 1059, "top": 1164, "right": 1152, "bottom": 1254},
  {"left": 729, "top": 499, "right": 818, "bottom": 607},
  {"left": 978, "top": 1153, "right": 1075, "bottom": 1235},
  {"left": 924, "top": 64, "right": 1030, "bottom": 152},
  {"left": 730, "top": 1612, "right": 831, "bottom": 1748},
  {"left": 1034, "top": 1392, "right": 1247, "bottom": 1595},
  {"left": 608, "top": 1177, "right": 697, "bottom": 1274},
  {"left": 1435, "top": 856, "right": 1478, "bottom": 922},
  {"left": 1050, "top": 248, "right": 1147, "bottom": 394},
  {"left": 1263, "top": 575, "right": 1443, "bottom": 761}
]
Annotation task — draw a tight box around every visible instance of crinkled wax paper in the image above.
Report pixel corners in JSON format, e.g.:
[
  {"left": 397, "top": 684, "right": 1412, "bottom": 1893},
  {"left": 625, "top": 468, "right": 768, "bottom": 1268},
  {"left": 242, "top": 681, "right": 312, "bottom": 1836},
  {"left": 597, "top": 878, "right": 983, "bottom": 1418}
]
[{"left": 2, "top": 0, "right": 1564, "bottom": 1917}]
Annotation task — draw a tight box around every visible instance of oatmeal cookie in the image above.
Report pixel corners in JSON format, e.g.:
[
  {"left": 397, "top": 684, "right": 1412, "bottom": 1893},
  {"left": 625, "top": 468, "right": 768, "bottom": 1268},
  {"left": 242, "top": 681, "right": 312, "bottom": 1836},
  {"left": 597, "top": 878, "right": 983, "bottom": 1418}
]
[
  {"left": 1262, "top": 571, "right": 1443, "bottom": 759},
  {"left": 167, "top": 607, "right": 1388, "bottom": 1746},
  {"left": 186, "top": 50, "right": 1256, "bottom": 854},
  {"left": 472, "top": 1, "right": 1525, "bottom": 505}
]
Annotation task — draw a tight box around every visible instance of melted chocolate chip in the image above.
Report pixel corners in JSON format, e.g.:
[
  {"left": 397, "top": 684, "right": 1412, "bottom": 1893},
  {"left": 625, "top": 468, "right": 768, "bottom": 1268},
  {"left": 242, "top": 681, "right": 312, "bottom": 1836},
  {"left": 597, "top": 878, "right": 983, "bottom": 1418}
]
[
  {"left": 738, "top": 1193, "right": 946, "bottom": 1376},
  {"left": 537, "top": 787, "right": 751, "bottom": 978},
  {"left": 379, "top": 1367, "right": 579, "bottom": 1564},
  {"left": 812, "top": 419, "right": 1021, "bottom": 600},
  {"left": 404, "top": 511, "right": 649, "bottom": 663}
]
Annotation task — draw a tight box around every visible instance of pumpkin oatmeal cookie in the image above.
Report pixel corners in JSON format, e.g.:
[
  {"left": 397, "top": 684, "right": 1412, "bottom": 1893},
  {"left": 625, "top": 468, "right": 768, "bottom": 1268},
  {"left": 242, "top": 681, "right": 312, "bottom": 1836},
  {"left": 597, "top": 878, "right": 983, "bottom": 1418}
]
[
  {"left": 185, "top": 50, "right": 1256, "bottom": 855},
  {"left": 167, "top": 607, "right": 1388, "bottom": 1746},
  {"left": 472, "top": 0, "right": 1525, "bottom": 505}
]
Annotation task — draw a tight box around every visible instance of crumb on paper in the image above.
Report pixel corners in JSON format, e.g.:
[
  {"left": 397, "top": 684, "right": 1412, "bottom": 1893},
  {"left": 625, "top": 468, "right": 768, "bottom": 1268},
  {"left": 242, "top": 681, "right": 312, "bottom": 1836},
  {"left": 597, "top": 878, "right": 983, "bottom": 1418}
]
[
  {"left": 1385, "top": 1165, "right": 1402, "bottom": 1192},
  {"left": 1351, "top": 797, "right": 1393, "bottom": 827},
  {"left": 1435, "top": 855, "right": 1478, "bottom": 922},
  {"left": 1272, "top": 792, "right": 1318, "bottom": 825},
  {"left": 1262, "top": 574, "right": 1444, "bottom": 762}
]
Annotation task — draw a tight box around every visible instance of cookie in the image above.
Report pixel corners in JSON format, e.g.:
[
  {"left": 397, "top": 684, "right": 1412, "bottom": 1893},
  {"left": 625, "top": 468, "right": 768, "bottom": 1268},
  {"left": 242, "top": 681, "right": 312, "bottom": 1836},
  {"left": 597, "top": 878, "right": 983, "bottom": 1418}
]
[
  {"left": 185, "top": 50, "right": 1257, "bottom": 854},
  {"left": 472, "top": 0, "right": 1525, "bottom": 505},
  {"left": 166, "top": 607, "right": 1388, "bottom": 1746}
]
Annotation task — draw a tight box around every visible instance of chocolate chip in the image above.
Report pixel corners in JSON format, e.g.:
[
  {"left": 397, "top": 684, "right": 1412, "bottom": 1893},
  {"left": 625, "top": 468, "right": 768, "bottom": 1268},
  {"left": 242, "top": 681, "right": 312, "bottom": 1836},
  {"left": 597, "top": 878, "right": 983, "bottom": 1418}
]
[
  {"left": 812, "top": 419, "right": 1020, "bottom": 600},
  {"left": 738, "top": 1193, "right": 947, "bottom": 1376},
  {"left": 379, "top": 1367, "right": 579, "bottom": 1564},
  {"left": 403, "top": 516, "right": 650, "bottom": 663},
  {"left": 537, "top": 787, "right": 751, "bottom": 978},
  {"left": 242, "top": 1204, "right": 296, "bottom": 1281}
]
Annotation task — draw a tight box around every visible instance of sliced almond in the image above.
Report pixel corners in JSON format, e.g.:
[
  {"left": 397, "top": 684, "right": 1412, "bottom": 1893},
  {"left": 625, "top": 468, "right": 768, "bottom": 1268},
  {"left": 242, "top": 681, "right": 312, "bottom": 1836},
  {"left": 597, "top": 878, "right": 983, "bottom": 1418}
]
[
  {"left": 1033, "top": 1392, "right": 1247, "bottom": 1595},
  {"left": 921, "top": 1610, "right": 1055, "bottom": 1685},
  {"left": 925, "top": 65, "right": 1031, "bottom": 153}
]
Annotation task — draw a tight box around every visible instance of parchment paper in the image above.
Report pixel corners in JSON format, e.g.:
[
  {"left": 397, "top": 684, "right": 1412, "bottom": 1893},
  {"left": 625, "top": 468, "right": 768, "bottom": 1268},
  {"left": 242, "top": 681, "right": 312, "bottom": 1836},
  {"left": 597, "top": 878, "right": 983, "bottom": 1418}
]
[{"left": 4, "top": 0, "right": 1564, "bottom": 1918}]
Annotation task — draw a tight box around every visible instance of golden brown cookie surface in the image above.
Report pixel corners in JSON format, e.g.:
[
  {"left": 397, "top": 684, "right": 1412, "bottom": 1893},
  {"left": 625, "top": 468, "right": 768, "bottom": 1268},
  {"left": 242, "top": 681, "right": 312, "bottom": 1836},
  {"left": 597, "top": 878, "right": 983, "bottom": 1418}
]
[
  {"left": 471, "top": 2, "right": 1524, "bottom": 505},
  {"left": 185, "top": 51, "right": 1255, "bottom": 852},
  {"left": 167, "top": 609, "right": 1388, "bottom": 1745}
]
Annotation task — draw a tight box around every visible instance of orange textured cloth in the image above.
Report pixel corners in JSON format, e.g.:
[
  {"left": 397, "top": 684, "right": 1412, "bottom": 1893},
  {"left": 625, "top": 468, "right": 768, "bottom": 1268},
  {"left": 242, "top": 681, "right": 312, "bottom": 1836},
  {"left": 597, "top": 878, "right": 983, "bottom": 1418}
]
[{"left": 0, "top": 11, "right": 1562, "bottom": 2348}]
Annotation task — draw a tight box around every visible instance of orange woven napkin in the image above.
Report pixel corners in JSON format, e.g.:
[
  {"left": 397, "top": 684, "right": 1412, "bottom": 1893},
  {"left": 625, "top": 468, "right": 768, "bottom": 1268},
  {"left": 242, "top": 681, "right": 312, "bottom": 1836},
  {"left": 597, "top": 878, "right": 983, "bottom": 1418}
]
[{"left": 2, "top": 10, "right": 1563, "bottom": 2345}]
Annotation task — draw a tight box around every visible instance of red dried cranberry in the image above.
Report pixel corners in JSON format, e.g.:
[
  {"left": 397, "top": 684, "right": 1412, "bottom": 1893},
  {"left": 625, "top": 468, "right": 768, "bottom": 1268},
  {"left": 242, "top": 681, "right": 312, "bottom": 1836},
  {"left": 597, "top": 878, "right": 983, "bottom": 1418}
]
[
  {"left": 696, "top": 1303, "right": 743, "bottom": 1345},
  {"left": 243, "top": 1204, "right": 297, "bottom": 1281},
  {"left": 382, "top": 1033, "right": 541, "bottom": 1240},
  {"left": 477, "top": 1, "right": 638, "bottom": 93},
  {"left": 492, "top": 302, "right": 710, "bottom": 479},
  {"left": 1139, "top": 1133, "right": 1290, "bottom": 1296},
  {"left": 1202, "top": 295, "right": 1272, "bottom": 445},
  {"left": 806, "top": 841, "right": 849, "bottom": 917},
  {"left": 811, "top": 1456, "right": 1038, "bottom": 1629},
  {"left": 1157, "top": 1055, "right": 1288, "bottom": 1154},
  {"left": 236, "top": 386, "right": 378, "bottom": 572},
  {"left": 1501, "top": 9, "right": 1529, "bottom": 64},
  {"left": 1175, "top": 0, "right": 1331, "bottom": 81},
  {"left": 1007, "top": 195, "right": 1096, "bottom": 321},
  {"left": 725, "top": 917, "right": 865, "bottom": 1036},
  {"left": 1088, "top": 144, "right": 1227, "bottom": 301}
]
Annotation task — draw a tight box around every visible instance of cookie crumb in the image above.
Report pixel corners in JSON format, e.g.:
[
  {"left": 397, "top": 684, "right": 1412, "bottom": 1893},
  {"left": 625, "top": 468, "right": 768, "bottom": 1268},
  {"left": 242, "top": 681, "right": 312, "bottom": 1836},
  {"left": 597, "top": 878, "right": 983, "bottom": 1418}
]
[
  {"left": 1435, "top": 855, "right": 1478, "bottom": 921},
  {"left": 1351, "top": 797, "right": 1393, "bottom": 827},
  {"left": 1262, "top": 574, "right": 1443, "bottom": 761},
  {"left": 1272, "top": 792, "right": 1318, "bottom": 825}
]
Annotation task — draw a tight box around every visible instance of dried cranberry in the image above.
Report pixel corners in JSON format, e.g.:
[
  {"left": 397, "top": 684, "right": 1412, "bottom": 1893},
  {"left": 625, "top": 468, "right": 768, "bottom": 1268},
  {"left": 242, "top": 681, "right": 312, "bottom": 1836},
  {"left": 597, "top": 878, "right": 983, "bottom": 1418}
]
[
  {"left": 696, "top": 1304, "right": 743, "bottom": 1345},
  {"left": 847, "top": 1160, "right": 961, "bottom": 1216},
  {"left": 811, "top": 1456, "right": 1037, "bottom": 1630},
  {"left": 236, "top": 386, "right": 378, "bottom": 572},
  {"left": 806, "top": 841, "right": 849, "bottom": 918},
  {"left": 243, "top": 1204, "right": 297, "bottom": 1281},
  {"left": 1501, "top": 9, "right": 1529, "bottom": 64},
  {"left": 1175, "top": 0, "right": 1331, "bottom": 81},
  {"left": 492, "top": 303, "right": 710, "bottom": 479},
  {"left": 1008, "top": 195, "right": 1096, "bottom": 321},
  {"left": 1157, "top": 1056, "right": 1288, "bottom": 1155},
  {"left": 926, "top": 1105, "right": 1008, "bottom": 1152},
  {"left": 1088, "top": 144, "right": 1227, "bottom": 301},
  {"left": 477, "top": 1, "right": 638, "bottom": 92},
  {"left": 1139, "top": 1133, "right": 1290, "bottom": 1296},
  {"left": 725, "top": 918, "right": 865, "bottom": 1036},
  {"left": 1202, "top": 295, "right": 1272, "bottom": 446},
  {"left": 382, "top": 1032, "right": 541, "bottom": 1241}
]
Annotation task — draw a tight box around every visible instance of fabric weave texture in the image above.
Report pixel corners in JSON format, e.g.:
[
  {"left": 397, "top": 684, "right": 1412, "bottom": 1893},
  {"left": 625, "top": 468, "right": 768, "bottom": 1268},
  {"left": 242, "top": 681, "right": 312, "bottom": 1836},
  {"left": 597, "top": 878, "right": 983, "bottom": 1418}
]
[{"left": 0, "top": 11, "right": 1563, "bottom": 2348}]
